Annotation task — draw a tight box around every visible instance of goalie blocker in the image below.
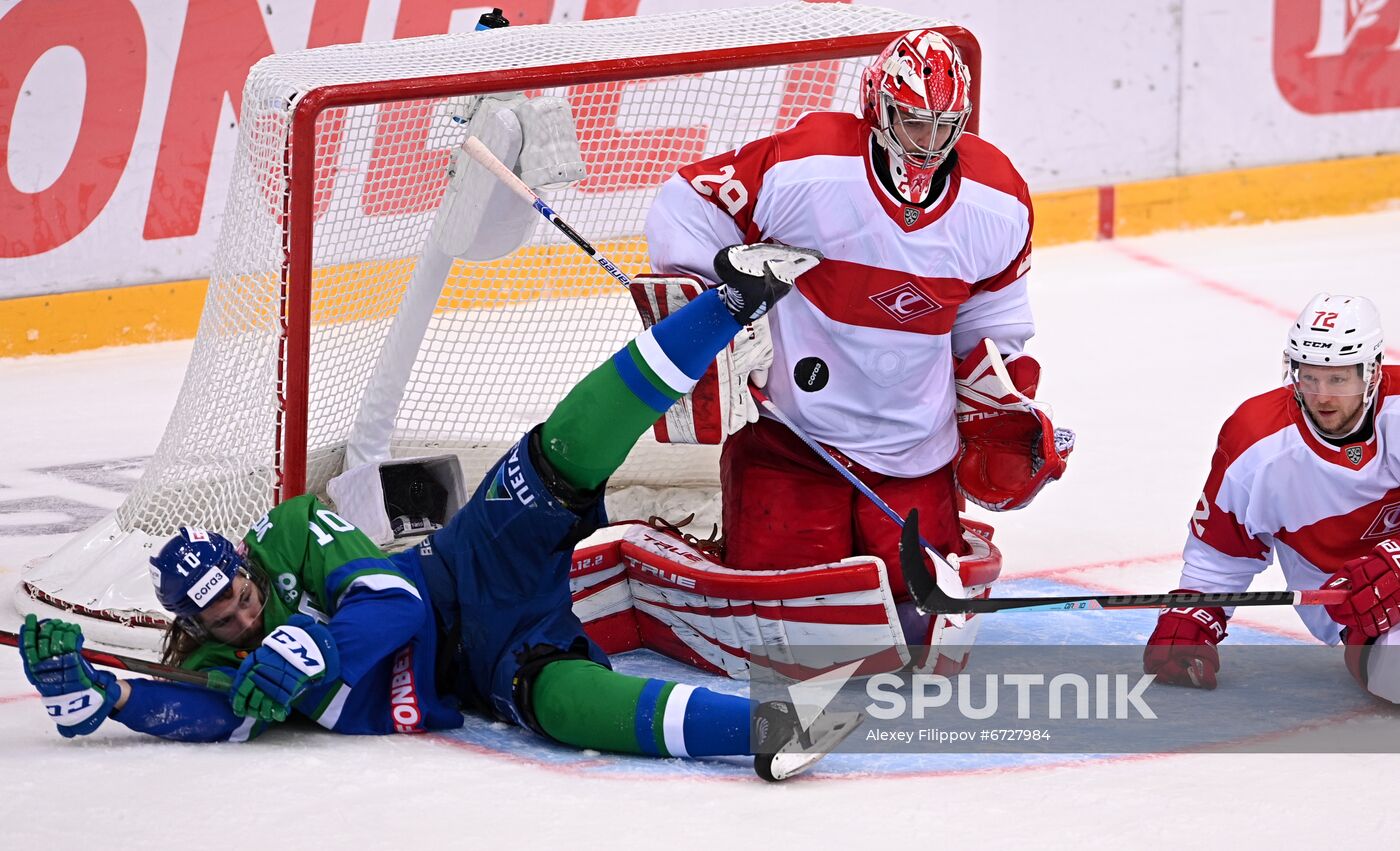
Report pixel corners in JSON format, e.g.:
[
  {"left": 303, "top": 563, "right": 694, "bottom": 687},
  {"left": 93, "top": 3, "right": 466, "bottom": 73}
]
[{"left": 569, "top": 520, "right": 1003, "bottom": 678}]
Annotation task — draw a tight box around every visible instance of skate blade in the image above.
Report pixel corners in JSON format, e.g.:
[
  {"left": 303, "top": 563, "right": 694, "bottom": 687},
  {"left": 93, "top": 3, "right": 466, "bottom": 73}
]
[{"left": 766, "top": 710, "right": 865, "bottom": 781}]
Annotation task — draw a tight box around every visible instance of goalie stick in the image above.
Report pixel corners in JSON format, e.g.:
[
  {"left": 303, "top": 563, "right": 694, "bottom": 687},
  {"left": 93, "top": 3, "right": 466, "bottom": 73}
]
[
  {"left": 0, "top": 629, "right": 229, "bottom": 691},
  {"left": 896, "top": 508, "right": 1349, "bottom": 615},
  {"left": 462, "top": 136, "right": 971, "bottom": 601}
]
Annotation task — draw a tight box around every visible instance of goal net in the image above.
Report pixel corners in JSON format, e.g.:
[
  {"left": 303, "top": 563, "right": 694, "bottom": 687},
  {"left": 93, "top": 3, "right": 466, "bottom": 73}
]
[{"left": 19, "top": 3, "right": 978, "bottom": 649}]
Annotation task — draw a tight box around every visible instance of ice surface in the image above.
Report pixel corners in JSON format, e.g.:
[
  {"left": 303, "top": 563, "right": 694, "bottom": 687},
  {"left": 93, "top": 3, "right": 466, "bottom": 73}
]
[{"left": 4, "top": 212, "right": 1400, "bottom": 845}]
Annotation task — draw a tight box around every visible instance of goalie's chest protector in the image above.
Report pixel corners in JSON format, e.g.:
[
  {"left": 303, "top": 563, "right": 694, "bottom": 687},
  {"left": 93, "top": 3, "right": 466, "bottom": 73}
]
[{"left": 686, "top": 113, "right": 1032, "bottom": 477}]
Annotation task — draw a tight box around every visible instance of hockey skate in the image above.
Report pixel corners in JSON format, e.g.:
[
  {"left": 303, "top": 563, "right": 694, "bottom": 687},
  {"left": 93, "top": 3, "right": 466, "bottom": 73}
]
[{"left": 751, "top": 700, "right": 864, "bottom": 782}]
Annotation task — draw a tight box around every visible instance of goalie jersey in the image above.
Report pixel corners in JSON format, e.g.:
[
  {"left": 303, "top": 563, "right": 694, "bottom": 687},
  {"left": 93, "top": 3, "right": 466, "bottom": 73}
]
[
  {"left": 1181, "top": 367, "right": 1400, "bottom": 644},
  {"left": 645, "top": 111, "right": 1035, "bottom": 477}
]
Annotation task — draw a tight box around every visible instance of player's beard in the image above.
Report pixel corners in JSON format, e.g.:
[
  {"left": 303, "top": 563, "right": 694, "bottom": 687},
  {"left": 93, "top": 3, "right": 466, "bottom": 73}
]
[{"left": 1301, "top": 393, "right": 1370, "bottom": 439}]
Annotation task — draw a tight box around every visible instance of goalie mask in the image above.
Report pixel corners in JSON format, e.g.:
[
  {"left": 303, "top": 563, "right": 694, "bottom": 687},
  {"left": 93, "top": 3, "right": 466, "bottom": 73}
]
[
  {"left": 1284, "top": 293, "right": 1384, "bottom": 439},
  {"left": 861, "top": 29, "right": 972, "bottom": 204}
]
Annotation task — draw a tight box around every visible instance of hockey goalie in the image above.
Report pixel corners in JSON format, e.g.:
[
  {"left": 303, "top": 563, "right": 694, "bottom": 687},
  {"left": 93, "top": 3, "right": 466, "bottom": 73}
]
[
  {"left": 331, "top": 29, "right": 1074, "bottom": 683},
  {"left": 570, "top": 28, "right": 1074, "bottom": 680}
]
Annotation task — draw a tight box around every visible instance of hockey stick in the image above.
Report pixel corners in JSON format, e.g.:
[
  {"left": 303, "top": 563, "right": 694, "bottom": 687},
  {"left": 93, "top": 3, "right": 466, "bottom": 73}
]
[
  {"left": 461, "top": 136, "right": 973, "bottom": 603},
  {"left": 461, "top": 136, "right": 633, "bottom": 287},
  {"left": 896, "top": 507, "right": 1348, "bottom": 615},
  {"left": 0, "top": 629, "right": 229, "bottom": 691}
]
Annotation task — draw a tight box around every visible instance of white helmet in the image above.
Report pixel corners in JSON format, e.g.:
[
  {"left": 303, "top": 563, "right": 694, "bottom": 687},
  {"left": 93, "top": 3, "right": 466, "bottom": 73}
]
[
  {"left": 1285, "top": 293, "right": 1384, "bottom": 367},
  {"left": 1284, "top": 293, "right": 1384, "bottom": 434}
]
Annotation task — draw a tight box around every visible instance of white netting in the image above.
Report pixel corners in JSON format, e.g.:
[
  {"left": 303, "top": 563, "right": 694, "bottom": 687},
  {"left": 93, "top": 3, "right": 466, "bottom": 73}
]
[{"left": 22, "top": 3, "right": 965, "bottom": 643}]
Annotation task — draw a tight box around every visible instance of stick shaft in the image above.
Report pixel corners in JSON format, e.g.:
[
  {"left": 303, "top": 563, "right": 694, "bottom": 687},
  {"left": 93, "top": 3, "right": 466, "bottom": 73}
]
[
  {"left": 946, "top": 588, "right": 1348, "bottom": 614},
  {"left": 896, "top": 508, "right": 1348, "bottom": 615},
  {"left": 749, "top": 385, "right": 968, "bottom": 599},
  {"left": 461, "top": 136, "right": 633, "bottom": 287},
  {"left": 0, "top": 629, "right": 223, "bottom": 689}
]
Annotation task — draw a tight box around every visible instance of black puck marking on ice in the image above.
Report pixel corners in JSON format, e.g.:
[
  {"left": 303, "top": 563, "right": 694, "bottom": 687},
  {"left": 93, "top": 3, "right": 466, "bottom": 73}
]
[{"left": 794, "top": 356, "right": 829, "bottom": 392}]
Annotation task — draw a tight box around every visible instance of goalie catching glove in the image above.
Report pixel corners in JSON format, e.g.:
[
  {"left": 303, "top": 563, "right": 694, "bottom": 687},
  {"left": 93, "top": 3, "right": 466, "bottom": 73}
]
[
  {"left": 953, "top": 338, "right": 1075, "bottom": 511},
  {"left": 628, "top": 244, "right": 821, "bottom": 443}
]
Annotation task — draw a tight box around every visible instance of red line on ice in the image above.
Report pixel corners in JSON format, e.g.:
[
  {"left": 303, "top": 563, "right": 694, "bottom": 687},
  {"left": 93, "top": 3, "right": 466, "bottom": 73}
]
[{"left": 1109, "top": 241, "right": 1400, "bottom": 361}]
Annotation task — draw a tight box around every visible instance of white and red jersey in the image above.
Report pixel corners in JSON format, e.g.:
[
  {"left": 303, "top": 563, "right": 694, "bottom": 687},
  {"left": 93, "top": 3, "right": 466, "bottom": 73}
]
[
  {"left": 1182, "top": 367, "right": 1400, "bottom": 644},
  {"left": 644, "top": 112, "right": 1034, "bottom": 477}
]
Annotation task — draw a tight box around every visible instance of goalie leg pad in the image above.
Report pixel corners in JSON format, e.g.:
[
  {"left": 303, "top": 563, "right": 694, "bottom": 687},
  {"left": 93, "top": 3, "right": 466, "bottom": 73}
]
[
  {"left": 434, "top": 94, "right": 585, "bottom": 260},
  {"left": 570, "top": 537, "right": 641, "bottom": 655},
  {"left": 433, "top": 98, "right": 533, "bottom": 261},
  {"left": 623, "top": 524, "right": 909, "bottom": 678},
  {"left": 570, "top": 520, "right": 1002, "bottom": 680},
  {"left": 512, "top": 95, "right": 586, "bottom": 189},
  {"left": 571, "top": 522, "right": 910, "bottom": 678}
]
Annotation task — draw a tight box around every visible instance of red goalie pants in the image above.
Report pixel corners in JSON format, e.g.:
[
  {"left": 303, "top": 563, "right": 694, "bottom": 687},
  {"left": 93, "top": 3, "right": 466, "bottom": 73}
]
[{"left": 720, "top": 416, "right": 966, "bottom": 602}]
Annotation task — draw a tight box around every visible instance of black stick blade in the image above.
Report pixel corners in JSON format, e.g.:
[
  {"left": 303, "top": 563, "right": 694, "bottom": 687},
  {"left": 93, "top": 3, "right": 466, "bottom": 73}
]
[{"left": 900, "top": 509, "right": 949, "bottom": 615}]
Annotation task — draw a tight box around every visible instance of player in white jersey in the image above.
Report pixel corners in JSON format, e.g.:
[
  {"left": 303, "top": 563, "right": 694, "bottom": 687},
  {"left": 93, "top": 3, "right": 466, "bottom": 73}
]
[
  {"left": 644, "top": 29, "right": 1071, "bottom": 599},
  {"left": 1145, "top": 293, "right": 1400, "bottom": 703}
]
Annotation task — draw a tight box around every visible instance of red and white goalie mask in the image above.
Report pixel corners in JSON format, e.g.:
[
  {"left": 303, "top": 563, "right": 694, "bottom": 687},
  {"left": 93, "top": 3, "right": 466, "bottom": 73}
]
[{"left": 861, "top": 29, "right": 972, "bottom": 204}]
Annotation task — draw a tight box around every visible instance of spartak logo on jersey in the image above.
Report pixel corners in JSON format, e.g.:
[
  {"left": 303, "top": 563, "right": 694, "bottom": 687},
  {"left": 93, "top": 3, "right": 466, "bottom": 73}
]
[
  {"left": 870, "top": 282, "right": 941, "bottom": 323},
  {"left": 1273, "top": 0, "right": 1400, "bottom": 113},
  {"left": 1362, "top": 500, "right": 1400, "bottom": 539}
]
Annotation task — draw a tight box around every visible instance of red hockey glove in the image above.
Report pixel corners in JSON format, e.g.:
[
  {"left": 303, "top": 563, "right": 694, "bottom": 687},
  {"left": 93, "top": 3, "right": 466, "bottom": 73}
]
[
  {"left": 1143, "top": 595, "right": 1228, "bottom": 689},
  {"left": 953, "top": 338, "right": 1074, "bottom": 511},
  {"left": 1324, "top": 539, "right": 1400, "bottom": 640}
]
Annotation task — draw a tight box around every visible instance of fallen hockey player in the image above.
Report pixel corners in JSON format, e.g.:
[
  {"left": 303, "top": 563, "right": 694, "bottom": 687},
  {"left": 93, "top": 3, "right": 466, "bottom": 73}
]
[{"left": 18, "top": 244, "right": 860, "bottom": 782}]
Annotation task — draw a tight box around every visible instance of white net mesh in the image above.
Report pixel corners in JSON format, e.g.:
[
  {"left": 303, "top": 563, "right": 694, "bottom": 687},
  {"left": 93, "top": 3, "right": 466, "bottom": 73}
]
[{"left": 23, "top": 3, "right": 968, "bottom": 638}]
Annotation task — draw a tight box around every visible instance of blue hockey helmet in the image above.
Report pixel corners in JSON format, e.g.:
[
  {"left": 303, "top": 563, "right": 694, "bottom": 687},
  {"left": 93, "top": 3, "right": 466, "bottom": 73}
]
[{"left": 149, "top": 527, "right": 245, "bottom": 620}]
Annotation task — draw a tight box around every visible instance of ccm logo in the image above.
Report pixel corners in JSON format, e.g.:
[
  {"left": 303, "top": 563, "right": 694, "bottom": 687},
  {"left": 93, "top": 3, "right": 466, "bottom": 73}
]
[
  {"left": 1274, "top": 0, "right": 1400, "bottom": 113},
  {"left": 640, "top": 563, "right": 698, "bottom": 589},
  {"left": 1302, "top": 340, "right": 1332, "bottom": 348}
]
